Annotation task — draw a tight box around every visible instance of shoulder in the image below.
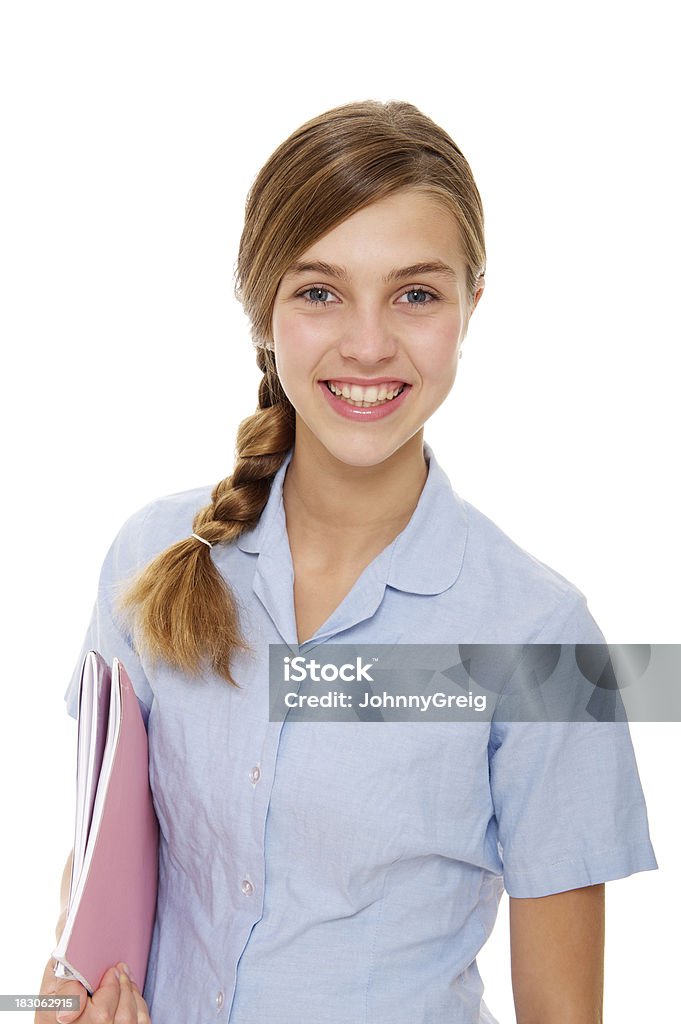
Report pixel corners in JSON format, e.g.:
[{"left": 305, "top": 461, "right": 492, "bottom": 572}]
[
  {"left": 462, "top": 497, "right": 578, "bottom": 597},
  {"left": 104, "top": 483, "right": 216, "bottom": 578},
  {"left": 459, "top": 498, "right": 605, "bottom": 643}
]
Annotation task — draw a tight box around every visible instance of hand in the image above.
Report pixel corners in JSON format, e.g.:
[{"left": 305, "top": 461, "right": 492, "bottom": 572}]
[{"left": 35, "top": 956, "right": 151, "bottom": 1023}]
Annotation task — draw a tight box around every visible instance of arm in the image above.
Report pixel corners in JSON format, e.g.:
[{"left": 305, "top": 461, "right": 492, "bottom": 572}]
[
  {"left": 55, "top": 846, "right": 74, "bottom": 943},
  {"left": 509, "top": 883, "right": 605, "bottom": 1024},
  {"left": 36, "top": 847, "right": 150, "bottom": 1022}
]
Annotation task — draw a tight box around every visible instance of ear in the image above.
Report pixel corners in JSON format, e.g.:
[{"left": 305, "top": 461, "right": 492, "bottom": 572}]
[
  {"left": 461, "top": 277, "right": 485, "bottom": 343},
  {"left": 471, "top": 275, "right": 485, "bottom": 315}
]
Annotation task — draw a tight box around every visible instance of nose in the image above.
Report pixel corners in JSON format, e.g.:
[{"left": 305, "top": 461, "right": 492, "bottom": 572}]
[{"left": 335, "top": 301, "right": 400, "bottom": 366}]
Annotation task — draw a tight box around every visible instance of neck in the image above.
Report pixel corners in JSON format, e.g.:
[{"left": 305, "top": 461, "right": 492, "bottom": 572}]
[{"left": 282, "top": 423, "right": 429, "bottom": 565}]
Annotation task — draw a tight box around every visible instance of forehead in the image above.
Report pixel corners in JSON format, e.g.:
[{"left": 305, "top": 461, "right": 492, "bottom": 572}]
[{"left": 285, "top": 189, "right": 464, "bottom": 274}]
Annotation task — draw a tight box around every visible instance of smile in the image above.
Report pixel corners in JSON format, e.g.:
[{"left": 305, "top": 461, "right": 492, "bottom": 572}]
[
  {"left": 325, "top": 380, "right": 407, "bottom": 406},
  {"left": 318, "top": 380, "right": 412, "bottom": 421}
]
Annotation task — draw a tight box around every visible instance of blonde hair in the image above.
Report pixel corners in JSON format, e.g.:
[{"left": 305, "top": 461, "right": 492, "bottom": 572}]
[{"left": 115, "top": 98, "right": 486, "bottom": 686}]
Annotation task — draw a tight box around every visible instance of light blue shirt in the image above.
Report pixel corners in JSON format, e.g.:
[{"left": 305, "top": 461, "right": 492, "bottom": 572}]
[{"left": 64, "top": 440, "right": 658, "bottom": 1024}]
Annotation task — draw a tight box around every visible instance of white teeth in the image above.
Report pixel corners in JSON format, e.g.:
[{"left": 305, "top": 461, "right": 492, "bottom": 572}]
[
  {"left": 350, "top": 383, "right": 380, "bottom": 402},
  {"left": 326, "top": 381, "right": 406, "bottom": 406}
]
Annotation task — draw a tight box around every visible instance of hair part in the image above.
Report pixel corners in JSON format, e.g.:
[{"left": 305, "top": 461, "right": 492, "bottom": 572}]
[
  {"left": 115, "top": 98, "right": 486, "bottom": 686},
  {"left": 236, "top": 100, "right": 486, "bottom": 350}
]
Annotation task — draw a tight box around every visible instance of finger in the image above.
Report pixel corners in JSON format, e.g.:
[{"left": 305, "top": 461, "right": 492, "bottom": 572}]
[
  {"left": 36, "top": 962, "right": 87, "bottom": 1024},
  {"left": 131, "top": 987, "right": 152, "bottom": 1024},
  {"left": 114, "top": 964, "right": 150, "bottom": 1024},
  {"left": 116, "top": 966, "right": 146, "bottom": 1023},
  {"left": 51, "top": 984, "right": 87, "bottom": 1024},
  {"left": 52, "top": 985, "right": 86, "bottom": 1024},
  {"left": 117, "top": 962, "right": 139, "bottom": 990},
  {"left": 87, "top": 965, "right": 121, "bottom": 1020},
  {"left": 127, "top": 975, "right": 152, "bottom": 1024},
  {"left": 37, "top": 985, "right": 86, "bottom": 1024}
]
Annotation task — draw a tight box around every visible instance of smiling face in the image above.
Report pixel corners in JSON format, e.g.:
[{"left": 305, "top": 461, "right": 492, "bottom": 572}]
[{"left": 270, "top": 187, "right": 483, "bottom": 468}]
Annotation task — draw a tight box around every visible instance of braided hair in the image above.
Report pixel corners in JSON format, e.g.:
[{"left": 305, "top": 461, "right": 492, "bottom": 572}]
[
  {"left": 115, "top": 347, "right": 295, "bottom": 687},
  {"left": 114, "top": 98, "right": 486, "bottom": 685}
]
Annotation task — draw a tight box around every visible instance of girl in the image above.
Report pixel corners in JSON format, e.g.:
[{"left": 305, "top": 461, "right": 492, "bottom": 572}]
[{"left": 39, "top": 99, "right": 657, "bottom": 1024}]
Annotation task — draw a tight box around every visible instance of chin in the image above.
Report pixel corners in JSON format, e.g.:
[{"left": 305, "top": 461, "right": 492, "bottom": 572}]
[{"left": 316, "top": 433, "right": 415, "bottom": 470}]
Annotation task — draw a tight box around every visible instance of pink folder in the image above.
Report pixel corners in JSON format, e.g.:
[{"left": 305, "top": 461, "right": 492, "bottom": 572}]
[{"left": 52, "top": 650, "right": 159, "bottom": 995}]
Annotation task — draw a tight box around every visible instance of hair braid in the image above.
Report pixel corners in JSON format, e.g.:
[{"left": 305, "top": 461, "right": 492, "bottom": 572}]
[
  {"left": 113, "top": 97, "right": 485, "bottom": 690},
  {"left": 114, "top": 349, "right": 295, "bottom": 687}
]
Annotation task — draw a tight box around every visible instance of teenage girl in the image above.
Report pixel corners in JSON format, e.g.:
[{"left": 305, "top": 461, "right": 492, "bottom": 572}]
[{"left": 37, "top": 99, "right": 657, "bottom": 1024}]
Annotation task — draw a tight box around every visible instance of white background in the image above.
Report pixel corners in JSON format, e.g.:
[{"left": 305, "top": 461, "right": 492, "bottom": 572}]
[{"left": 1, "top": 2, "right": 678, "bottom": 1021}]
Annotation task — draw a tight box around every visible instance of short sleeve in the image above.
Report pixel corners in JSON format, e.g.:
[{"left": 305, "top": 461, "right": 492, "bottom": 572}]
[
  {"left": 487, "top": 591, "right": 659, "bottom": 897},
  {"left": 63, "top": 503, "right": 155, "bottom": 728}
]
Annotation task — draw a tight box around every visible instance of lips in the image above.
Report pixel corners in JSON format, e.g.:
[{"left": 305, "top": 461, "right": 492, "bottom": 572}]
[
  {"left": 324, "top": 380, "right": 408, "bottom": 403},
  {"left": 318, "top": 378, "right": 411, "bottom": 420},
  {"left": 321, "top": 377, "right": 409, "bottom": 387}
]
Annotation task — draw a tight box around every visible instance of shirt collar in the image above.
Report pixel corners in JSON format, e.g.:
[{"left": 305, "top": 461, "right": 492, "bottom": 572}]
[{"left": 235, "top": 440, "right": 468, "bottom": 596}]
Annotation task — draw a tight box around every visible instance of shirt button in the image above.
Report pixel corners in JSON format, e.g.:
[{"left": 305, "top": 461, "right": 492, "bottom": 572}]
[
  {"left": 241, "top": 878, "right": 254, "bottom": 896},
  {"left": 215, "top": 990, "right": 224, "bottom": 1010},
  {"left": 249, "top": 765, "right": 261, "bottom": 784}
]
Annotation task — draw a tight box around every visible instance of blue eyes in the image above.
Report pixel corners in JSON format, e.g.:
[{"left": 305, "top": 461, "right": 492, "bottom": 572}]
[
  {"left": 301, "top": 287, "right": 334, "bottom": 306},
  {"left": 296, "top": 285, "right": 439, "bottom": 310},
  {"left": 404, "top": 289, "right": 436, "bottom": 304}
]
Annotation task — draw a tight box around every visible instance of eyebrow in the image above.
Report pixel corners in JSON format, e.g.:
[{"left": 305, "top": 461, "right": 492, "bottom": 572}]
[{"left": 283, "top": 259, "right": 458, "bottom": 284}]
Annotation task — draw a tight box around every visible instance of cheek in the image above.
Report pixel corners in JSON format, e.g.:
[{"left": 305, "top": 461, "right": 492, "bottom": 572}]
[
  {"left": 272, "top": 312, "right": 333, "bottom": 378},
  {"left": 270, "top": 313, "right": 321, "bottom": 400},
  {"left": 418, "top": 319, "right": 462, "bottom": 382}
]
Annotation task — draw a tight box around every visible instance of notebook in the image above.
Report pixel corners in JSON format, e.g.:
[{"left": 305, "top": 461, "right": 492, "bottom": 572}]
[{"left": 52, "top": 650, "right": 159, "bottom": 995}]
